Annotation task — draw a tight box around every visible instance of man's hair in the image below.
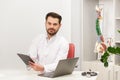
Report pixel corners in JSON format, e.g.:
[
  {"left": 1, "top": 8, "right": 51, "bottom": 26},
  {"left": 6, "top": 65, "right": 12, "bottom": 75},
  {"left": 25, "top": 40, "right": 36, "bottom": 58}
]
[{"left": 45, "top": 12, "right": 62, "bottom": 24}]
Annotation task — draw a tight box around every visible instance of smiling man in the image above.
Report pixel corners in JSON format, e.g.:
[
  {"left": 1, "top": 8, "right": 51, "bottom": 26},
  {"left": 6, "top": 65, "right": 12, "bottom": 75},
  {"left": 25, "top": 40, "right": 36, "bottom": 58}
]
[{"left": 28, "top": 12, "right": 69, "bottom": 73}]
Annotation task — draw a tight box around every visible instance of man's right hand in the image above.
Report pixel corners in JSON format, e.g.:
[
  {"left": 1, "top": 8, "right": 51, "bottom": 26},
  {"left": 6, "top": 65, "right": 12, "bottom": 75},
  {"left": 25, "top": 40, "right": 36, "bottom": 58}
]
[{"left": 29, "top": 61, "right": 44, "bottom": 72}]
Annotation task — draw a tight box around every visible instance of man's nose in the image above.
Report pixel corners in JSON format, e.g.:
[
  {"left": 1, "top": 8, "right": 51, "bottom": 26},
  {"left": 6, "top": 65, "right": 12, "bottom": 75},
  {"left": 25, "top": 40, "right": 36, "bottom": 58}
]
[{"left": 50, "top": 24, "right": 54, "bottom": 28}]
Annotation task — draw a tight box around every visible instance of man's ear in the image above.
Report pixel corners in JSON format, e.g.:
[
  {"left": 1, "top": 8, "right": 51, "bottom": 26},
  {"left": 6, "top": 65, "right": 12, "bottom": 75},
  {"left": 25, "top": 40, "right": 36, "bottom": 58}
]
[
  {"left": 45, "top": 22, "right": 47, "bottom": 26},
  {"left": 45, "top": 21, "right": 47, "bottom": 24},
  {"left": 59, "top": 23, "right": 62, "bottom": 28}
]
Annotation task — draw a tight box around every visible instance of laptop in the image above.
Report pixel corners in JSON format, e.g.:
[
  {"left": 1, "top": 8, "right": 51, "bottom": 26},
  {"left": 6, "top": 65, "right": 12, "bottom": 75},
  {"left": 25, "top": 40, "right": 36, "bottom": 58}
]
[{"left": 39, "top": 57, "right": 79, "bottom": 78}]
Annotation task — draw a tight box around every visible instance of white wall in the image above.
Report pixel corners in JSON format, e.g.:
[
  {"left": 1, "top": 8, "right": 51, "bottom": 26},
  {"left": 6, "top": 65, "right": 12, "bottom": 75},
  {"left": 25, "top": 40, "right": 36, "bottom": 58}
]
[
  {"left": 0, "top": 0, "right": 71, "bottom": 69},
  {"left": 82, "top": 0, "right": 98, "bottom": 61},
  {"left": 99, "top": 0, "right": 115, "bottom": 40},
  {"left": 71, "top": 0, "right": 81, "bottom": 70}
]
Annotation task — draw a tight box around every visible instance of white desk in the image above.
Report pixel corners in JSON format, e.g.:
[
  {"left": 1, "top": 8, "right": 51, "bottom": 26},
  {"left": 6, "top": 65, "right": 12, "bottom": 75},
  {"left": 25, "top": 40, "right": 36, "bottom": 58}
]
[{"left": 0, "top": 70, "right": 97, "bottom": 80}]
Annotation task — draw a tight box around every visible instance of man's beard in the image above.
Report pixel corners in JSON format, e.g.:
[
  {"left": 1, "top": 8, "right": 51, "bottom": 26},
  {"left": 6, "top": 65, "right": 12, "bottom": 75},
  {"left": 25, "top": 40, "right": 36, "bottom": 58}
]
[{"left": 47, "top": 28, "right": 58, "bottom": 36}]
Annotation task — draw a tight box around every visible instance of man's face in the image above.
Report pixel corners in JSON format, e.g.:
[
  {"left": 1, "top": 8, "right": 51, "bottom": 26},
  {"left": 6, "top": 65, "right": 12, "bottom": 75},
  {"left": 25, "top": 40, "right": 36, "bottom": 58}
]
[{"left": 45, "top": 16, "right": 61, "bottom": 36}]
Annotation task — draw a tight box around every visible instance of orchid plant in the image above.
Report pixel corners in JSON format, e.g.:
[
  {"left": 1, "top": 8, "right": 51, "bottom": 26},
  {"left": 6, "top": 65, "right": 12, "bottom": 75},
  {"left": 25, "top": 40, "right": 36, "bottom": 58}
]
[
  {"left": 100, "top": 45, "right": 120, "bottom": 67},
  {"left": 100, "top": 30, "right": 120, "bottom": 67}
]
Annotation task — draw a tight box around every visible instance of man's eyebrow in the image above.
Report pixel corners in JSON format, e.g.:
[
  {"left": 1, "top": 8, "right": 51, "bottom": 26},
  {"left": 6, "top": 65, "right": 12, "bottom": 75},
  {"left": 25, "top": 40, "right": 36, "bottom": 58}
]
[
  {"left": 53, "top": 23, "right": 57, "bottom": 24},
  {"left": 47, "top": 22, "right": 51, "bottom": 24}
]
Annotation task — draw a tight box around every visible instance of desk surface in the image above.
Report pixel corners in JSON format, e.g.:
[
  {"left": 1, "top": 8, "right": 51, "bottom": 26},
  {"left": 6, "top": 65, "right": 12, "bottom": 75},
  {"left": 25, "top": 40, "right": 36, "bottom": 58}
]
[{"left": 0, "top": 69, "right": 97, "bottom": 80}]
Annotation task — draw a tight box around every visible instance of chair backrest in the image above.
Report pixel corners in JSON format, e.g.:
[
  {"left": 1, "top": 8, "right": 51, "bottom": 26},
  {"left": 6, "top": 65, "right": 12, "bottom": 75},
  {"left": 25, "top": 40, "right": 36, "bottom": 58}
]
[{"left": 67, "top": 43, "right": 75, "bottom": 59}]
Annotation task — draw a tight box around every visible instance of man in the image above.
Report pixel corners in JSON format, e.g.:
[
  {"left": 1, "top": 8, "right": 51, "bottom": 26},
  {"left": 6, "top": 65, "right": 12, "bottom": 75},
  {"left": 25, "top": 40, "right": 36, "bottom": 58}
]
[{"left": 28, "top": 12, "right": 69, "bottom": 73}]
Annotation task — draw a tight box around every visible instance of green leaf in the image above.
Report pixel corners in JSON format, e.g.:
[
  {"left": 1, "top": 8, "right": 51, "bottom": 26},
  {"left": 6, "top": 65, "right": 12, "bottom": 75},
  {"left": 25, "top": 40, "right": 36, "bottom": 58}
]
[
  {"left": 115, "top": 47, "right": 120, "bottom": 54},
  {"left": 100, "top": 58, "right": 104, "bottom": 62},
  {"left": 104, "top": 62, "right": 108, "bottom": 67},
  {"left": 117, "top": 29, "right": 120, "bottom": 33},
  {"left": 108, "top": 46, "right": 116, "bottom": 53}
]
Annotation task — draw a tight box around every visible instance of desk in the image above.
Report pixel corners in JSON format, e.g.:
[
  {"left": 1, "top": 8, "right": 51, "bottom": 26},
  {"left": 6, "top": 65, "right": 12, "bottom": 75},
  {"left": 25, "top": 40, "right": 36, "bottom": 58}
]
[{"left": 0, "top": 70, "right": 97, "bottom": 80}]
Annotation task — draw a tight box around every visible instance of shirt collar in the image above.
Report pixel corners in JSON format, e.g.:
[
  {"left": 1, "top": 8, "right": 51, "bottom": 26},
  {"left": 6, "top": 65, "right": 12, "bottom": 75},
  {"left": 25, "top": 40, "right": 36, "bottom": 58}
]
[{"left": 45, "top": 33, "right": 57, "bottom": 43}]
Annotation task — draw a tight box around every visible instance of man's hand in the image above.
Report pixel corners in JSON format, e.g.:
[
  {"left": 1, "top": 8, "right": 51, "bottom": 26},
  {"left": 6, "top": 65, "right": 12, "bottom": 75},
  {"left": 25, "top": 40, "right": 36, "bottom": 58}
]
[{"left": 29, "top": 61, "right": 44, "bottom": 72}]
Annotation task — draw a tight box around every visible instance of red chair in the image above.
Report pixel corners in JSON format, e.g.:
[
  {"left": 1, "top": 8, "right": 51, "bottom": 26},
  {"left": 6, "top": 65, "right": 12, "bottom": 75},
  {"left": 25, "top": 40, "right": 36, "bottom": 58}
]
[{"left": 67, "top": 43, "right": 75, "bottom": 59}]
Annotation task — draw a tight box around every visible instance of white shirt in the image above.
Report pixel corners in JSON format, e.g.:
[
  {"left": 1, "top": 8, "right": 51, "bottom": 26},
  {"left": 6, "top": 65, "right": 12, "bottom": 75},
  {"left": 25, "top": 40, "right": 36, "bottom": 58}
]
[{"left": 28, "top": 34, "right": 69, "bottom": 72}]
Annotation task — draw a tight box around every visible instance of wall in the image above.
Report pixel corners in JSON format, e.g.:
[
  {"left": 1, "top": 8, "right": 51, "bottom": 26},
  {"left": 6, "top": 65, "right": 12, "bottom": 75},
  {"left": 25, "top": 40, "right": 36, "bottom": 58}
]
[
  {"left": 83, "top": 0, "right": 98, "bottom": 61},
  {"left": 99, "top": 0, "right": 115, "bottom": 40},
  {"left": 0, "top": 0, "right": 71, "bottom": 69},
  {"left": 71, "top": 0, "right": 81, "bottom": 70}
]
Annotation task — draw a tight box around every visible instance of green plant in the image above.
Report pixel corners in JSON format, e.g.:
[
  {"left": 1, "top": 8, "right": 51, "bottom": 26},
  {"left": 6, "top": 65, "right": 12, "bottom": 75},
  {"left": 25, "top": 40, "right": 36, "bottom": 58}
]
[
  {"left": 118, "top": 29, "right": 120, "bottom": 33},
  {"left": 100, "top": 46, "right": 120, "bottom": 67}
]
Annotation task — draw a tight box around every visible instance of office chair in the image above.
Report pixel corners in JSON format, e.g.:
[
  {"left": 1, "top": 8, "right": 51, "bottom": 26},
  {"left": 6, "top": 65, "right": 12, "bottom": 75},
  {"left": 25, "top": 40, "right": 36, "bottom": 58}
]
[{"left": 67, "top": 43, "right": 75, "bottom": 59}]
